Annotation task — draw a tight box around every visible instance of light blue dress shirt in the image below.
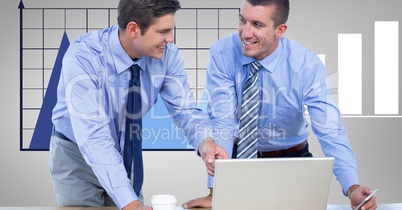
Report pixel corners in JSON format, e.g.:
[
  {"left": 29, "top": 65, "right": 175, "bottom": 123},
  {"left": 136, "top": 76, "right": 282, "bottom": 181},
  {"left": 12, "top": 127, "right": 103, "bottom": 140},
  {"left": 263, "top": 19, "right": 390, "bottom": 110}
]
[
  {"left": 52, "top": 25, "right": 212, "bottom": 208},
  {"left": 206, "top": 33, "right": 359, "bottom": 195}
]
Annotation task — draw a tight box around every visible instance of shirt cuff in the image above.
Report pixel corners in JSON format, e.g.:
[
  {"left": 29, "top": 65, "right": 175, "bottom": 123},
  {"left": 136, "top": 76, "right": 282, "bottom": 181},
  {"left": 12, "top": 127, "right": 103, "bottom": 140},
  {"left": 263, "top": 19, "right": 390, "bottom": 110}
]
[
  {"left": 111, "top": 184, "right": 138, "bottom": 209},
  {"left": 192, "top": 126, "right": 214, "bottom": 155},
  {"left": 337, "top": 168, "right": 360, "bottom": 196},
  {"left": 207, "top": 175, "right": 215, "bottom": 188}
]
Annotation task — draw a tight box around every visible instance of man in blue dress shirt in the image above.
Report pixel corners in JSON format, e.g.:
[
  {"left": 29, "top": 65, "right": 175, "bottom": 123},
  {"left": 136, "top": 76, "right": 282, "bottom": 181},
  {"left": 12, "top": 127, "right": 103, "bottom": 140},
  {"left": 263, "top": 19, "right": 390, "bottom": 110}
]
[
  {"left": 49, "top": 0, "right": 228, "bottom": 209},
  {"left": 183, "top": 0, "right": 377, "bottom": 209}
]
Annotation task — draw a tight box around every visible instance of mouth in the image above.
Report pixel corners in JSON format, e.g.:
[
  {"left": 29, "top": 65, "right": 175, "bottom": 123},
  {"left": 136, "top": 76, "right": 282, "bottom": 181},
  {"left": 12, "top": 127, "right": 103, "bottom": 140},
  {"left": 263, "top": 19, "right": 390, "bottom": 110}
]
[
  {"left": 157, "top": 45, "right": 166, "bottom": 49},
  {"left": 243, "top": 40, "right": 257, "bottom": 46}
]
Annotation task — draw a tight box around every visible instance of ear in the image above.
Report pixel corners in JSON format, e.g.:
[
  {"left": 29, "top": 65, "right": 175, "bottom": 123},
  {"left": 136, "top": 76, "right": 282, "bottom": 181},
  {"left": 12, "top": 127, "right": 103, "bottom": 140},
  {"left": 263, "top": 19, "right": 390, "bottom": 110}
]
[
  {"left": 275, "top": 24, "right": 288, "bottom": 39},
  {"left": 126, "top": 21, "right": 141, "bottom": 38}
]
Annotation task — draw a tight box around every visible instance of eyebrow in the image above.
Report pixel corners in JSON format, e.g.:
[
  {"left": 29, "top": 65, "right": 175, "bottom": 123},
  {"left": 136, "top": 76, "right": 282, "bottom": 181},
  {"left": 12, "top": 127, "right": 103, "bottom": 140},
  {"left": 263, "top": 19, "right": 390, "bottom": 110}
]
[
  {"left": 238, "top": 13, "right": 266, "bottom": 27},
  {"left": 157, "top": 28, "right": 173, "bottom": 33}
]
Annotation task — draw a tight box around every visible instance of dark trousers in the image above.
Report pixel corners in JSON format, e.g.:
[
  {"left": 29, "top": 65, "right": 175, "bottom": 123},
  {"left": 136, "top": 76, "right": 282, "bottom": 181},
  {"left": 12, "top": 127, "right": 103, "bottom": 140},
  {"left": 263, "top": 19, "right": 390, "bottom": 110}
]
[{"left": 232, "top": 143, "right": 313, "bottom": 158}]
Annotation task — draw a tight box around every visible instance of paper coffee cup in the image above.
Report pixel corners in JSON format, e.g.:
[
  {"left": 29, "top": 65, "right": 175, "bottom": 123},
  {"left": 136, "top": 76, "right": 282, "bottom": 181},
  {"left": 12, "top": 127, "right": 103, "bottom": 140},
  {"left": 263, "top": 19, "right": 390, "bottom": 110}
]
[{"left": 151, "top": 194, "right": 177, "bottom": 210}]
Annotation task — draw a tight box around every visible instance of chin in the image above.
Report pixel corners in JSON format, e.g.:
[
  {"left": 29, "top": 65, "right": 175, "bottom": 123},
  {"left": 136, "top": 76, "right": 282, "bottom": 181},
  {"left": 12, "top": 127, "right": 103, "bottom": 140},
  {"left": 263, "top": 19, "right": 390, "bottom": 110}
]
[
  {"left": 242, "top": 49, "right": 255, "bottom": 58},
  {"left": 149, "top": 53, "right": 164, "bottom": 59}
]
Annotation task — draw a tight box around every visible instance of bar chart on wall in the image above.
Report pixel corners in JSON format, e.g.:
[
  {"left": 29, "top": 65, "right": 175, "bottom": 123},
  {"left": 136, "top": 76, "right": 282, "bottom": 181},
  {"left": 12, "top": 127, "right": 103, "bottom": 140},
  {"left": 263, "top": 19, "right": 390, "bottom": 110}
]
[
  {"left": 19, "top": 1, "right": 239, "bottom": 150},
  {"left": 337, "top": 21, "right": 399, "bottom": 116}
]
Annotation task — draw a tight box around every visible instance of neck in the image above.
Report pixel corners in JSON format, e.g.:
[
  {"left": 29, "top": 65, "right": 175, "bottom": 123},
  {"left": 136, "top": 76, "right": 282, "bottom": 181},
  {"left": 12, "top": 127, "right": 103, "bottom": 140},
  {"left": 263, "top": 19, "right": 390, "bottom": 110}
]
[{"left": 118, "top": 28, "right": 141, "bottom": 60}]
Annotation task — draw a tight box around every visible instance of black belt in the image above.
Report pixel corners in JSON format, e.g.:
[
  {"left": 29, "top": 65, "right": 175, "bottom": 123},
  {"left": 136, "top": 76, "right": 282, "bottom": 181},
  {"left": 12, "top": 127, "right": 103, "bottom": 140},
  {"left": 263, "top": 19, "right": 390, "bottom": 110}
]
[
  {"left": 52, "top": 127, "right": 71, "bottom": 141},
  {"left": 233, "top": 138, "right": 308, "bottom": 157},
  {"left": 258, "top": 140, "right": 308, "bottom": 157}
]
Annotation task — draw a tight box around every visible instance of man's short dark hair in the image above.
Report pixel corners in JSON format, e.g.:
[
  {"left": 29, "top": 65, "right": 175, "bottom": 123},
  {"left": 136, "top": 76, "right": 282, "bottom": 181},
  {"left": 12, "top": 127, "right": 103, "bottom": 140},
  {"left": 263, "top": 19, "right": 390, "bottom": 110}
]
[
  {"left": 246, "top": 0, "right": 289, "bottom": 27},
  {"left": 118, "top": 0, "right": 181, "bottom": 35}
]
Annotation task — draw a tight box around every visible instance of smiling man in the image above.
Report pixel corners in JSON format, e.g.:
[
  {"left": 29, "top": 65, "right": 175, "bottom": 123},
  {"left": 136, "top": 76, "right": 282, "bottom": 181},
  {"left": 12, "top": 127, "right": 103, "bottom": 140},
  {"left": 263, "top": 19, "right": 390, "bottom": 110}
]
[
  {"left": 49, "top": 0, "right": 228, "bottom": 209},
  {"left": 183, "top": 0, "right": 377, "bottom": 210}
]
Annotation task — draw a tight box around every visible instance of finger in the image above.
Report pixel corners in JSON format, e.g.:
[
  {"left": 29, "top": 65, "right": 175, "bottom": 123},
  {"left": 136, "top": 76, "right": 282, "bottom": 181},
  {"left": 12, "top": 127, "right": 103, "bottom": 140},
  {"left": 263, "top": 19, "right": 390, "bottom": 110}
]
[
  {"left": 207, "top": 166, "right": 215, "bottom": 176},
  {"left": 203, "top": 153, "right": 216, "bottom": 171},
  {"left": 364, "top": 188, "right": 373, "bottom": 195},
  {"left": 365, "top": 196, "right": 377, "bottom": 209},
  {"left": 202, "top": 158, "right": 215, "bottom": 176},
  {"left": 206, "top": 151, "right": 216, "bottom": 164},
  {"left": 359, "top": 186, "right": 372, "bottom": 196},
  {"left": 204, "top": 153, "right": 215, "bottom": 169},
  {"left": 201, "top": 148, "right": 216, "bottom": 163},
  {"left": 183, "top": 197, "right": 209, "bottom": 208},
  {"left": 368, "top": 203, "right": 378, "bottom": 210},
  {"left": 182, "top": 199, "right": 198, "bottom": 209},
  {"left": 361, "top": 196, "right": 376, "bottom": 210},
  {"left": 215, "top": 147, "right": 229, "bottom": 159},
  {"left": 215, "top": 151, "right": 229, "bottom": 159}
]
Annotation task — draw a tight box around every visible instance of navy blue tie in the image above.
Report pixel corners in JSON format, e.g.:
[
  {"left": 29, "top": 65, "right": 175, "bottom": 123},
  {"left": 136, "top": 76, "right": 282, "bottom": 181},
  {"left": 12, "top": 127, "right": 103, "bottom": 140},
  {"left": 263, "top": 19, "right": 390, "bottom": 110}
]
[{"left": 124, "top": 64, "right": 143, "bottom": 197}]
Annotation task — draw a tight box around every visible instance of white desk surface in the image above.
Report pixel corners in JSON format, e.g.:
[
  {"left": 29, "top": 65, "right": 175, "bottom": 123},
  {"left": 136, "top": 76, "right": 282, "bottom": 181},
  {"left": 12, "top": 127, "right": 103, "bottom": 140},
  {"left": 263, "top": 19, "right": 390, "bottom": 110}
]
[
  {"left": 327, "top": 203, "right": 402, "bottom": 210},
  {"left": 0, "top": 204, "right": 401, "bottom": 210}
]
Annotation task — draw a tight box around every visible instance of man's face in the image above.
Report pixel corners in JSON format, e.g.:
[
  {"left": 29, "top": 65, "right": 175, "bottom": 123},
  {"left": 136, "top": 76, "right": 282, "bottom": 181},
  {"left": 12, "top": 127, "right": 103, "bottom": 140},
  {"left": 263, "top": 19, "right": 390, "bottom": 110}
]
[
  {"left": 238, "top": 1, "right": 285, "bottom": 60},
  {"left": 132, "top": 13, "right": 175, "bottom": 59}
]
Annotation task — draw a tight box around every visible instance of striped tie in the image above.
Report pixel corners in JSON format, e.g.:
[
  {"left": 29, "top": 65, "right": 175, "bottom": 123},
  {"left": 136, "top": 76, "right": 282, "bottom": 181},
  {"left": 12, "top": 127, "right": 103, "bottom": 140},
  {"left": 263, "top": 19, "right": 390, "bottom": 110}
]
[{"left": 237, "top": 61, "right": 262, "bottom": 159}]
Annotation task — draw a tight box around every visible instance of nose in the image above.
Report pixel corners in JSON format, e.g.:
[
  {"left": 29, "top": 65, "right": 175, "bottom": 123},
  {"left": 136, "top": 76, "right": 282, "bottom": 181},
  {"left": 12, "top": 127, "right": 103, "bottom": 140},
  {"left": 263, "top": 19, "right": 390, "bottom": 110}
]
[
  {"left": 241, "top": 23, "right": 253, "bottom": 39},
  {"left": 165, "top": 30, "right": 174, "bottom": 43}
]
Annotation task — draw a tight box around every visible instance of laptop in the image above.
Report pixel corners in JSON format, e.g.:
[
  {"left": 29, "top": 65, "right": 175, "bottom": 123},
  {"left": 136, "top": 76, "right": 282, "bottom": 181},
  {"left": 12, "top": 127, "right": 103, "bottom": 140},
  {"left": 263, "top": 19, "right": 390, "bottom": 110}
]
[{"left": 212, "top": 157, "right": 334, "bottom": 210}]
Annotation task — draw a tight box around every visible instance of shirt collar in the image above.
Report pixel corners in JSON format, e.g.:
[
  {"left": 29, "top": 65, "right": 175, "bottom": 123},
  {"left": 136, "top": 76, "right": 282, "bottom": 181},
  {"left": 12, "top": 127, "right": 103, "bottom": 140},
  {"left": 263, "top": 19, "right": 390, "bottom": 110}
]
[{"left": 241, "top": 38, "right": 283, "bottom": 73}]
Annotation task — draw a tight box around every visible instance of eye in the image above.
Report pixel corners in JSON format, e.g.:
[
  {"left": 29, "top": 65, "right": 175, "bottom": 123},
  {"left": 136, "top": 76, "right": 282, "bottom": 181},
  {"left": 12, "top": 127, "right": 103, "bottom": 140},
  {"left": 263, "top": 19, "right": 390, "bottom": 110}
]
[
  {"left": 238, "top": 16, "right": 246, "bottom": 24},
  {"left": 253, "top": 22, "right": 264, "bottom": 28}
]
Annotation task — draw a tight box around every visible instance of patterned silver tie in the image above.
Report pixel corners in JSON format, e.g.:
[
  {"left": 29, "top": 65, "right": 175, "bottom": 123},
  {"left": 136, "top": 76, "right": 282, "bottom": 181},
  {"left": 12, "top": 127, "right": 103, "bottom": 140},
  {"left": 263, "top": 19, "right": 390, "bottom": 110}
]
[{"left": 237, "top": 61, "right": 262, "bottom": 159}]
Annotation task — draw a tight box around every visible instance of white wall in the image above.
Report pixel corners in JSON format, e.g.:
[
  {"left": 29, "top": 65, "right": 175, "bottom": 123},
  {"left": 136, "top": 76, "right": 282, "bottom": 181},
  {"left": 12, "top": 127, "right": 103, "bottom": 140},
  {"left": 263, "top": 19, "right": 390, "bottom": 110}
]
[{"left": 1, "top": 0, "right": 401, "bottom": 207}]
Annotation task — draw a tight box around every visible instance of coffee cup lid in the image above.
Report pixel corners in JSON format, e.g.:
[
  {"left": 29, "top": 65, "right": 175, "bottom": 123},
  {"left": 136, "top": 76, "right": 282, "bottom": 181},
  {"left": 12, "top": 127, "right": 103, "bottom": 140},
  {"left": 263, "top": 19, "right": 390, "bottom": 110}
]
[{"left": 151, "top": 194, "right": 177, "bottom": 204}]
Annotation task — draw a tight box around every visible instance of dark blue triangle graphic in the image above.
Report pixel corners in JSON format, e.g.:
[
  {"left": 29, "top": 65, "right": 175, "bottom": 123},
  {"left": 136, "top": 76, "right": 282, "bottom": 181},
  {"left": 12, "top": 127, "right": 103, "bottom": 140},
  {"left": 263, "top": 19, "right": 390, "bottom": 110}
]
[{"left": 29, "top": 32, "right": 70, "bottom": 150}]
